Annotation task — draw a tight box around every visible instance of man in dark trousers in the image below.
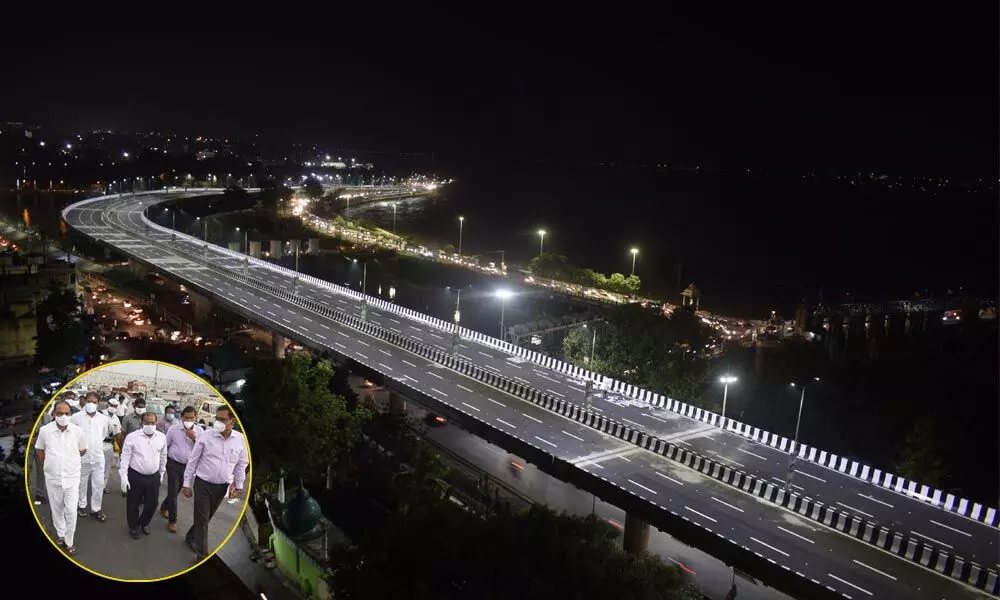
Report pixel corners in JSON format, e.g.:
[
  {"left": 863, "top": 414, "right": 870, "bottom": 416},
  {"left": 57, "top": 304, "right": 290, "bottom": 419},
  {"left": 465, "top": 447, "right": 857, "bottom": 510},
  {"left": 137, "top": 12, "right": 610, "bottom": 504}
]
[
  {"left": 159, "top": 406, "right": 200, "bottom": 533},
  {"left": 182, "top": 405, "right": 249, "bottom": 560},
  {"left": 119, "top": 411, "right": 167, "bottom": 539}
]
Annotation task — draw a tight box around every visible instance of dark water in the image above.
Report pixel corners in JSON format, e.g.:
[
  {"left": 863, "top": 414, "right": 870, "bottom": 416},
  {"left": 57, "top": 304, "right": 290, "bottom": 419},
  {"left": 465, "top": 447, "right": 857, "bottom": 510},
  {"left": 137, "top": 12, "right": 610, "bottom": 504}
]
[{"left": 351, "top": 163, "right": 999, "bottom": 317}]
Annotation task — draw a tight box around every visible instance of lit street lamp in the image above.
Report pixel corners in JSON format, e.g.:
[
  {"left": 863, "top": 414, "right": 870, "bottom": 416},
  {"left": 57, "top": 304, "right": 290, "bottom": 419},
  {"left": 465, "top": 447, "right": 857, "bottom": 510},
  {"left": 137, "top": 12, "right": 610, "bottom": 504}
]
[
  {"left": 391, "top": 202, "right": 398, "bottom": 235},
  {"left": 786, "top": 377, "right": 821, "bottom": 491},
  {"left": 451, "top": 287, "right": 462, "bottom": 353},
  {"left": 630, "top": 247, "right": 639, "bottom": 276},
  {"left": 458, "top": 216, "right": 465, "bottom": 255},
  {"left": 581, "top": 322, "right": 600, "bottom": 411},
  {"left": 537, "top": 229, "right": 546, "bottom": 255},
  {"left": 718, "top": 373, "right": 738, "bottom": 422},
  {"left": 496, "top": 289, "right": 513, "bottom": 339}
]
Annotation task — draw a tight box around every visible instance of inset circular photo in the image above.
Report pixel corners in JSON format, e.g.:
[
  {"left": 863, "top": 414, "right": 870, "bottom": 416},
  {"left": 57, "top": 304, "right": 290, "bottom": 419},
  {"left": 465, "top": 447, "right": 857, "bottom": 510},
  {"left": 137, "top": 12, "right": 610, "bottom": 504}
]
[{"left": 24, "top": 359, "right": 253, "bottom": 582}]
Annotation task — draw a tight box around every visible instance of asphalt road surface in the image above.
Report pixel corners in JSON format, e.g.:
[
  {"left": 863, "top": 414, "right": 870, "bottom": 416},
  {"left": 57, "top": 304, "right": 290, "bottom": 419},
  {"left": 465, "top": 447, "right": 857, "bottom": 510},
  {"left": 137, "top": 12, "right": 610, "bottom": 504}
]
[
  {"left": 64, "top": 192, "right": 995, "bottom": 599},
  {"left": 30, "top": 459, "right": 245, "bottom": 581}
]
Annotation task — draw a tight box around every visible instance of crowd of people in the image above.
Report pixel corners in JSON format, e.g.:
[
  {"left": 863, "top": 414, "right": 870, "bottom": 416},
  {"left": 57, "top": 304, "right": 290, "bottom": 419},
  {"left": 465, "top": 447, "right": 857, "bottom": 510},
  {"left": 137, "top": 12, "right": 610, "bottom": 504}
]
[{"left": 29, "top": 388, "right": 250, "bottom": 572}]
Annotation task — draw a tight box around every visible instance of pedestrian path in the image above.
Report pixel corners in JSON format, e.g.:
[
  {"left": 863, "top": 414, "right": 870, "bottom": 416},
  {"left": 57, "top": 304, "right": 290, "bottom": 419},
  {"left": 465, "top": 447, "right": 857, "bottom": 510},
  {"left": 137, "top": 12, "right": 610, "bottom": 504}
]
[{"left": 32, "top": 466, "right": 245, "bottom": 581}]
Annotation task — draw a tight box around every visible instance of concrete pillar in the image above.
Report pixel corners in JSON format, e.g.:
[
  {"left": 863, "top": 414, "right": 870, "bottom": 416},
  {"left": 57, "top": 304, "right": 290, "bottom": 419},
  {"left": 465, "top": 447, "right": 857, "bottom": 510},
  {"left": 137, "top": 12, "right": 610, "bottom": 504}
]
[
  {"left": 623, "top": 513, "right": 650, "bottom": 555},
  {"left": 272, "top": 332, "right": 286, "bottom": 358},
  {"left": 388, "top": 390, "right": 406, "bottom": 415}
]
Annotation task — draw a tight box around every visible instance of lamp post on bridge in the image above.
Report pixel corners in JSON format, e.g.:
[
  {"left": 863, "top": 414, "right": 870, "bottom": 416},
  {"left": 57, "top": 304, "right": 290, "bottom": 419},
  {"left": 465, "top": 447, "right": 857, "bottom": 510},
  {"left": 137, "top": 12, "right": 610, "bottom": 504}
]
[
  {"left": 496, "top": 289, "right": 513, "bottom": 340},
  {"left": 581, "top": 322, "right": 599, "bottom": 411},
  {"left": 630, "top": 247, "right": 639, "bottom": 277},
  {"left": 458, "top": 216, "right": 464, "bottom": 255},
  {"left": 785, "top": 377, "right": 820, "bottom": 492},
  {"left": 718, "top": 373, "right": 738, "bottom": 423},
  {"left": 451, "top": 287, "right": 462, "bottom": 354}
]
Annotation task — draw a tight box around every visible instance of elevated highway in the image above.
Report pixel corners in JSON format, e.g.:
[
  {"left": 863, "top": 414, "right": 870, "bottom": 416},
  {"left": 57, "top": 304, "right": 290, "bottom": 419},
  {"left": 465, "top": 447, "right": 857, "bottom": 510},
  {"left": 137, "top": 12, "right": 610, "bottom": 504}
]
[{"left": 64, "top": 191, "right": 998, "bottom": 599}]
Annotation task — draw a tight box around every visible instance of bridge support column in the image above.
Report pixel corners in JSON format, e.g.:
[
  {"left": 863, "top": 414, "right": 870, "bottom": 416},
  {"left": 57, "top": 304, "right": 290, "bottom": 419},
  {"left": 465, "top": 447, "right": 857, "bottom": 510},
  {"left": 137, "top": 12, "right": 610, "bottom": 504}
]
[
  {"left": 623, "top": 513, "right": 650, "bottom": 555},
  {"left": 388, "top": 390, "right": 406, "bottom": 415},
  {"left": 272, "top": 332, "right": 286, "bottom": 359}
]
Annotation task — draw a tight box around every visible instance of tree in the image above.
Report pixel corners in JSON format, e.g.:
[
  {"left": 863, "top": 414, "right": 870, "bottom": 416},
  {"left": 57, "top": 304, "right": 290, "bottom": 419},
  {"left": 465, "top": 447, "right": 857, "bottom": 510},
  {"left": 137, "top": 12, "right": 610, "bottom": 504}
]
[
  {"left": 302, "top": 176, "right": 325, "bottom": 201},
  {"left": 894, "top": 418, "right": 946, "bottom": 487},
  {"left": 391, "top": 443, "right": 450, "bottom": 514},
  {"left": 240, "top": 353, "right": 373, "bottom": 488},
  {"left": 34, "top": 283, "right": 87, "bottom": 368}
]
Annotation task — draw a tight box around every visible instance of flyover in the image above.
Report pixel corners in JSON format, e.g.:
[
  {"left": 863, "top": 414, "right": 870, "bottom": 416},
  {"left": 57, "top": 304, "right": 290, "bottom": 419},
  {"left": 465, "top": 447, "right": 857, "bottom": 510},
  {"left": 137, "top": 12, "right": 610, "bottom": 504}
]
[{"left": 64, "top": 191, "right": 998, "bottom": 599}]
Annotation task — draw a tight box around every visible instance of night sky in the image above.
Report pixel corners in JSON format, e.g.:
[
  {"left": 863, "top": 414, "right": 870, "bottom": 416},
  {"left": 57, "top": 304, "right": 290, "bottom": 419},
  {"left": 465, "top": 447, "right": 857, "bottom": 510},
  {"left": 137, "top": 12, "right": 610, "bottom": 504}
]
[{"left": 4, "top": 7, "right": 997, "bottom": 176}]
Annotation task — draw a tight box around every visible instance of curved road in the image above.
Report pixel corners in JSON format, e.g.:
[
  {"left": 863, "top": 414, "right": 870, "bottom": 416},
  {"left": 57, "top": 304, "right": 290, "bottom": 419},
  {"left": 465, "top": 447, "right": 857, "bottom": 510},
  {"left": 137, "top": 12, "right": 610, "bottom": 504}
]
[{"left": 64, "top": 192, "right": 994, "bottom": 599}]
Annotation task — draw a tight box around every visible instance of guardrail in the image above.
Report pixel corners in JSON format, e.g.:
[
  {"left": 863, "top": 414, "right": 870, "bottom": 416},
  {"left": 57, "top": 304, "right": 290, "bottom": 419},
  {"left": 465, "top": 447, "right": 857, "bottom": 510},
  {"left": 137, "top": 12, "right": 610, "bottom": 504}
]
[
  {"left": 72, "top": 194, "right": 999, "bottom": 595},
  {"left": 67, "top": 192, "right": 1000, "bottom": 526},
  {"left": 108, "top": 191, "right": 1000, "bottom": 534}
]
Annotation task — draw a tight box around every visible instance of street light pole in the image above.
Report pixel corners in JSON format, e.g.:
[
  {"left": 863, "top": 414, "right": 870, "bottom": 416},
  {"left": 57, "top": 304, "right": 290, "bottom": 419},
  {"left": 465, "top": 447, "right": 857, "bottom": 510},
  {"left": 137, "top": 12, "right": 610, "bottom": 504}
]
[
  {"left": 583, "top": 323, "right": 598, "bottom": 411},
  {"left": 360, "top": 261, "right": 369, "bottom": 322},
  {"left": 785, "top": 378, "right": 820, "bottom": 492},
  {"left": 538, "top": 229, "right": 546, "bottom": 255},
  {"left": 630, "top": 248, "right": 639, "bottom": 276},
  {"left": 451, "top": 288, "right": 462, "bottom": 354},
  {"left": 171, "top": 209, "right": 176, "bottom": 241},
  {"left": 458, "top": 216, "right": 464, "bottom": 255},
  {"left": 719, "top": 373, "right": 738, "bottom": 423},
  {"left": 392, "top": 203, "right": 397, "bottom": 235},
  {"left": 202, "top": 219, "right": 208, "bottom": 260}
]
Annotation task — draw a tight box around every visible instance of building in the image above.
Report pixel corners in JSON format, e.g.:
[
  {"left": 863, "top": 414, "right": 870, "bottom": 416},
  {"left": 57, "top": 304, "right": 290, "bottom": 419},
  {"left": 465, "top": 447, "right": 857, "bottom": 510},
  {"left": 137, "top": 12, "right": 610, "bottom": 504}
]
[
  {"left": 0, "top": 302, "right": 37, "bottom": 362},
  {"left": 680, "top": 283, "right": 701, "bottom": 310},
  {"left": 0, "top": 254, "right": 80, "bottom": 363}
]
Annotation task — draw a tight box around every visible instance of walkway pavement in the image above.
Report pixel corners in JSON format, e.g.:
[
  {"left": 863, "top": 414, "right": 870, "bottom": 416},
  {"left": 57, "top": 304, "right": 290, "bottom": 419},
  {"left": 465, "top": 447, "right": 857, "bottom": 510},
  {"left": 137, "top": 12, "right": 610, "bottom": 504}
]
[{"left": 31, "top": 464, "right": 244, "bottom": 581}]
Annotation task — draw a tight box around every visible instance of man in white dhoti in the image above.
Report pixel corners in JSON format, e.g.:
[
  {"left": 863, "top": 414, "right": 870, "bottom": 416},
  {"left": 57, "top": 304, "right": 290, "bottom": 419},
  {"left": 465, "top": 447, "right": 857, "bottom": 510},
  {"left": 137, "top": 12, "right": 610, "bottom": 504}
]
[{"left": 35, "top": 400, "right": 88, "bottom": 555}]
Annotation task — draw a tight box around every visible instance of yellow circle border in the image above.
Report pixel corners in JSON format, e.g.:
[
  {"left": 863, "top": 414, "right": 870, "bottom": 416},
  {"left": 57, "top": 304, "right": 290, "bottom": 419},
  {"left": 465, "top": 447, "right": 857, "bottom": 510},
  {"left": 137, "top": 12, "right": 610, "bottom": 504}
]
[{"left": 23, "top": 358, "right": 254, "bottom": 584}]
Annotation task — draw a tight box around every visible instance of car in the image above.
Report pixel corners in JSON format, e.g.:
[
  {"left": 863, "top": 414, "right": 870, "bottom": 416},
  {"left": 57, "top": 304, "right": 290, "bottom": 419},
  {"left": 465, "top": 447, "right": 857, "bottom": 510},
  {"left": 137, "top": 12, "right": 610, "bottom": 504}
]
[
  {"left": 115, "top": 331, "right": 131, "bottom": 341},
  {"left": 425, "top": 413, "right": 447, "bottom": 427}
]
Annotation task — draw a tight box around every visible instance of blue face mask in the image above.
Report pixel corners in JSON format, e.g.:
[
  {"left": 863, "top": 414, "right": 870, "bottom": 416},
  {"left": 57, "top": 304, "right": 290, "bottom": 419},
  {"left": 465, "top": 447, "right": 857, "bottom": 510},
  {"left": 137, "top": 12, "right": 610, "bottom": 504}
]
[{"left": 165, "top": 413, "right": 175, "bottom": 421}]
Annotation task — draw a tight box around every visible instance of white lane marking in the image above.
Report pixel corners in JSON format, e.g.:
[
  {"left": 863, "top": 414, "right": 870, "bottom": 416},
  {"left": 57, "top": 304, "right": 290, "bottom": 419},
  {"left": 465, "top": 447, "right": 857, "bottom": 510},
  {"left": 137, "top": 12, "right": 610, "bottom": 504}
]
[
  {"left": 337, "top": 331, "right": 349, "bottom": 338},
  {"left": 461, "top": 402, "right": 480, "bottom": 412},
  {"left": 930, "top": 519, "right": 972, "bottom": 537},
  {"left": 514, "top": 376, "right": 530, "bottom": 384},
  {"left": 736, "top": 447, "right": 768, "bottom": 461},
  {"left": 429, "top": 333, "right": 444, "bottom": 339},
  {"left": 337, "top": 299, "right": 346, "bottom": 304},
  {"left": 405, "top": 375, "right": 420, "bottom": 384},
  {"left": 546, "top": 388, "right": 565, "bottom": 398},
  {"left": 487, "top": 398, "right": 506, "bottom": 408},
  {"left": 828, "top": 573, "right": 873, "bottom": 596},
  {"left": 320, "top": 324, "right": 330, "bottom": 330},
  {"left": 389, "top": 318, "right": 400, "bottom": 324},
  {"left": 496, "top": 418, "right": 516, "bottom": 429},
  {"left": 534, "top": 435, "right": 557, "bottom": 448},
  {"left": 793, "top": 469, "right": 826, "bottom": 483},
  {"left": 628, "top": 479, "right": 657, "bottom": 495},
  {"left": 320, "top": 301, "right": 329, "bottom": 305},
  {"left": 776, "top": 525, "right": 814, "bottom": 544},
  {"left": 684, "top": 506, "right": 717, "bottom": 523},
  {"left": 522, "top": 413, "right": 543, "bottom": 424},
  {"left": 709, "top": 452, "right": 745, "bottom": 468},
  {"left": 654, "top": 472, "right": 684, "bottom": 486},
  {"left": 584, "top": 460, "right": 605, "bottom": 470},
  {"left": 456, "top": 384, "right": 475, "bottom": 393},
  {"left": 430, "top": 387, "right": 448, "bottom": 397},
  {"left": 458, "top": 343, "right": 469, "bottom": 348},
  {"left": 641, "top": 413, "right": 668, "bottom": 423},
  {"left": 836, "top": 502, "right": 874, "bottom": 519},
  {"left": 356, "top": 352, "right": 369, "bottom": 359},
  {"left": 478, "top": 351, "right": 492, "bottom": 358},
  {"left": 536, "top": 372, "right": 560, "bottom": 384},
  {"left": 282, "top": 318, "right": 292, "bottom": 324},
  {"left": 379, "top": 349, "right": 391, "bottom": 356},
  {"left": 562, "top": 430, "right": 584, "bottom": 442},
  {"left": 617, "top": 456, "right": 632, "bottom": 463},
  {"left": 852, "top": 559, "right": 896, "bottom": 581},
  {"left": 334, "top": 342, "right": 346, "bottom": 349},
  {"left": 316, "top": 334, "right": 327, "bottom": 340},
  {"left": 377, "top": 362, "right": 392, "bottom": 371},
  {"left": 402, "top": 360, "right": 418, "bottom": 368},
  {"left": 410, "top": 325, "right": 420, "bottom": 330},
  {"left": 909, "top": 530, "right": 953, "bottom": 549},
  {"left": 771, "top": 476, "right": 804, "bottom": 491},
  {"left": 253, "top": 304, "right": 262, "bottom": 310},
  {"left": 302, "top": 316, "right": 313, "bottom": 322},
  {"left": 267, "top": 311, "right": 276, "bottom": 316},
  {"left": 357, "top": 340, "right": 370, "bottom": 347},
  {"left": 390, "top": 327, "right": 402, "bottom": 333},
  {"left": 750, "top": 537, "right": 789, "bottom": 557},
  {"left": 857, "top": 493, "right": 894, "bottom": 509},
  {"left": 508, "top": 363, "right": 522, "bottom": 369},
  {"left": 428, "top": 372, "right": 444, "bottom": 380},
  {"left": 623, "top": 418, "right": 642, "bottom": 427},
  {"left": 711, "top": 497, "right": 745, "bottom": 513}
]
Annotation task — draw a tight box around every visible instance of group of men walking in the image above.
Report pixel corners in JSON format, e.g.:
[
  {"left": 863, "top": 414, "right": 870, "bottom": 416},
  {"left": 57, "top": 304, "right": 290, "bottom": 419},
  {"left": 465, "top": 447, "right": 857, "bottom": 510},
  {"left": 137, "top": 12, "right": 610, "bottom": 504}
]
[{"left": 34, "top": 395, "right": 249, "bottom": 563}]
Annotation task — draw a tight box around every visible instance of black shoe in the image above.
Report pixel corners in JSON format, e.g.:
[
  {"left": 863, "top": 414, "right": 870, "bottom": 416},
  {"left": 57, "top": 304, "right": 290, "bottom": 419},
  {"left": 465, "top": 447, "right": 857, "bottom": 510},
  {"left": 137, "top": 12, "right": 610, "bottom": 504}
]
[
  {"left": 78, "top": 508, "right": 88, "bottom": 517},
  {"left": 186, "top": 539, "right": 198, "bottom": 554},
  {"left": 141, "top": 525, "right": 150, "bottom": 535},
  {"left": 129, "top": 529, "right": 140, "bottom": 540}
]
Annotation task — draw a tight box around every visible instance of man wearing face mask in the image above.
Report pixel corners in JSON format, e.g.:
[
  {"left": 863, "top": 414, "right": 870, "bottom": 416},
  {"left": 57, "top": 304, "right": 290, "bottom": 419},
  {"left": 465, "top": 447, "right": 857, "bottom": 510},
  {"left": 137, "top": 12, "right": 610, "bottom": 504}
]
[
  {"left": 101, "top": 396, "right": 123, "bottom": 496},
  {"left": 156, "top": 404, "right": 177, "bottom": 435},
  {"left": 160, "top": 406, "right": 200, "bottom": 533},
  {"left": 34, "top": 400, "right": 88, "bottom": 555},
  {"left": 119, "top": 411, "right": 168, "bottom": 539},
  {"left": 117, "top": 398, "right": 147, "bottom": 497},
  {"left": 70, "top": 392, "right": 113, "bottom": 522},
  {"left": 182, "top": 405, "right": 249, "bottom": 560}
]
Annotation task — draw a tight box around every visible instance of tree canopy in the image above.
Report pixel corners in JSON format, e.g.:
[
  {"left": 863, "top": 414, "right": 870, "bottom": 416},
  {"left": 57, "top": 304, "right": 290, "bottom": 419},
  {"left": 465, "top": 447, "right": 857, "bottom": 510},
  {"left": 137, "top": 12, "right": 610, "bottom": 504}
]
[
  {"left": 302, "top": 176, "right": 325, "bottom": 200},
  {"left": 329, "top": 503, "right": 702, "bottom": 600},
  {"left": 564, "top": 305, "right": 711, "bottom": 402},
  {"left": 529, "top": 252, "right": 640, "bottom": 295},
  {"left": 240, "top": 353, "right": 372, "bottom": 487},
  {"left": 34, "top": 283, "right": 86, "bottom": 368}
]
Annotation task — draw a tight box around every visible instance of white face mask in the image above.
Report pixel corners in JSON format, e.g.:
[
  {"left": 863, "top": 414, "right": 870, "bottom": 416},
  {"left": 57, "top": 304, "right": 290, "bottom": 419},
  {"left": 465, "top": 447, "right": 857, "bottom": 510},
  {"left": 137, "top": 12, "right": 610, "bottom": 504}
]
[
  {"left": 183, "top": 421, "right": 195, "bottom": 430},
  {"left": 84, "top": 403, "right": 97, "bottom": 414},
  {"left": 134, "top": 407, "right": 146, "bottom": 415},
  {"left": 213, "top": 420, "right": 227, "bottom": 433},
  {"left": 55, "top": 415, "right": 70, "bottom": 427},
  {"left": 142, "top": 424, "right": 156, "bottom": 435}
]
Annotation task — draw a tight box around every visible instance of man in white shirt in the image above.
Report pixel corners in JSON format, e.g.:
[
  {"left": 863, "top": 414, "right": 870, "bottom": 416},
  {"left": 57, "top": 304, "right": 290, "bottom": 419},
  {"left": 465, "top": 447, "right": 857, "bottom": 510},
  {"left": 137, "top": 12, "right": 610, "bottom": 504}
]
[
  {"left": 119, "top": 411, "right": 167, "bottom": 539},
  {"left": 34, "top": 399, "right": 88, "bottom": 556},
  {"left": 102, "top": 396, "right": 123, "bottom": 494},
  {"left": 71, "top": 391, "right": 113, "bottom": 522}
]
